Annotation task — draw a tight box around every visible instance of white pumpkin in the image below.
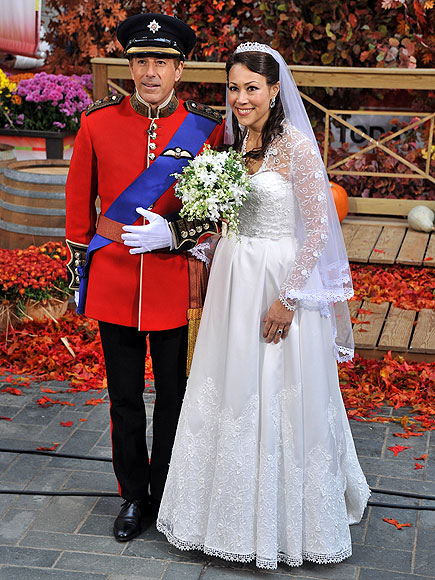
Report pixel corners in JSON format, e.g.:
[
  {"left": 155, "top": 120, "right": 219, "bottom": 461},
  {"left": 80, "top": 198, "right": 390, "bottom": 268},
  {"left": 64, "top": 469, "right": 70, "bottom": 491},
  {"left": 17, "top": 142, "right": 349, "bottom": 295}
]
[{"left": 407, "top": 205, "right": 435, "bottom": 233}]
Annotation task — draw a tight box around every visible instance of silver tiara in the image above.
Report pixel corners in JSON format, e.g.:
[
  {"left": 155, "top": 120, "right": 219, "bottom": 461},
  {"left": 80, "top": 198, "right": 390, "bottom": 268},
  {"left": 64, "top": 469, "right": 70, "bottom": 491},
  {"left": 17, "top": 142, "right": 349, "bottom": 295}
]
[{"left": 234, "top": 42, "right": 273, "bottom": 55}]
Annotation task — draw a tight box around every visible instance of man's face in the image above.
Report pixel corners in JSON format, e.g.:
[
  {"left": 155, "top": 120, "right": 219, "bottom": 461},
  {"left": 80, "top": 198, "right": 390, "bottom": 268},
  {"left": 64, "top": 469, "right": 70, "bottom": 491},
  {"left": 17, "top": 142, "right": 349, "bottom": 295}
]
[{"left": 129, "top": 56, "right": 184, "bottom": 107}]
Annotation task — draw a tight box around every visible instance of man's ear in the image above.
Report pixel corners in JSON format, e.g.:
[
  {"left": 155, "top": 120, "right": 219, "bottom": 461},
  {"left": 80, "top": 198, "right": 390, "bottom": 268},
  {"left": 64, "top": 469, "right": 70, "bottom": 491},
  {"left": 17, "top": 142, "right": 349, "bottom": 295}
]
[
  {"left": 128, "top": 59, "right": 135, "bottom": 80},
  {"left": 175, "top": 60, "right": 184, "bottom": 83}
]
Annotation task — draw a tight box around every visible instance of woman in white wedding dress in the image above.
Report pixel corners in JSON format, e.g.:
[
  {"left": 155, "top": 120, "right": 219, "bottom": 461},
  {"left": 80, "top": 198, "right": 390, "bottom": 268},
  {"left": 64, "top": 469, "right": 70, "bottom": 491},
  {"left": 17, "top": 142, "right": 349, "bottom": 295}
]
[{"left": 156, "top": 43, "right": 370, "bottom": 570}]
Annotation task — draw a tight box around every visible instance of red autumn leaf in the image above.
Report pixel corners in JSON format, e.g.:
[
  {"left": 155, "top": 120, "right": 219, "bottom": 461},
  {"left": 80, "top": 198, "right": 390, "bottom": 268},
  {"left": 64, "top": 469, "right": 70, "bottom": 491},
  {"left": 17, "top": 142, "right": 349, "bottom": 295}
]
[
  {"left": 423, "top": 257, "right": 433, "bottom": 261},
  {"left": 357, "top": 308, "right": 374, "bottom": 315},
  {"left": 0, "top": 309, "right": 154, "bottom": 401},
  {"left": 383, "top": 518, "right": 412, "bottom": 530},
  {"left": 393, "top": 432, "right": 423, "bottom": 438},
  {"left": 36, "top": 396, "right": 75, "bottom": 408},
  {"left": 414, "top": 454, "right": 428, "bottom": 461},
  {"left": 84, "top": 398, "right": 106, "bottom": 406},
  {"left": 0, "top": 416, "right": 12, "bottom": 421},
  {"left": 1, "top": 387, "right": 23, "bottom": 396},
  {"left": 373, "top": 248, "right": 386, "bottom": 253},
  {"left": 351, "top": 264, "right": 435, "bottom": 311},
  {"left": 40, "top": 387, "right": 61, "bottom": 394},
  {"left": 352, "top": 319, "right": 371, "bottom": 324},
  {"left": 388, "top": 444, "right": 411, "bottom": 456},
  {"left": 37, "top": 443, "right": 59, "bottom": 451},
  {"left": 79, "top": 418, "right": 87, "bottom": 422},
  {"left": 414, "top": 463, "right": 424, "bottom": 470},
  {"left": 60, "top": 420, "right": 73, "bottom": 427}
]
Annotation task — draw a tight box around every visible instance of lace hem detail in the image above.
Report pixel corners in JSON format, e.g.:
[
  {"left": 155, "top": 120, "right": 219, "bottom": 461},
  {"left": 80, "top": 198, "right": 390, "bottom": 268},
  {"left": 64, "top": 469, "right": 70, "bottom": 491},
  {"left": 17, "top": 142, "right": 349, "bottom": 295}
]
[
  {"left": 156, "top": 520, "right": 352, "bottom": 569},
  {"left": 284, "top": 287, "right": 354, "bottom": 304},
  {"left": 189, "top": 241, "right": 211, "bottom": 265},
  {"left": 336, "top": 351, "right": 354, "bottom": 363},
  {"left": 279, "top": 294, "right": 297, "bottom": 311}
]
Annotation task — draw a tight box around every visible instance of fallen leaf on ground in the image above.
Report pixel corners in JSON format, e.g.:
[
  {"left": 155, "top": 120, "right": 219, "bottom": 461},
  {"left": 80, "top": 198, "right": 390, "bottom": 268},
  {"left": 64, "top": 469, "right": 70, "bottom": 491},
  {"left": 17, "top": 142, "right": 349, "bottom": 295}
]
[
  {"left": 1, "top": 387, "right": 23, "bottom": 396},
  {"left": 37, "top": 443, "right": 59, "bottom": 451},
  {"left": 60, "top": 420, "right": 73, "bottom": 427},
  {"left": 414, "top": 463, "right": 424, "bottom": 470},
  {"left": 388, "top": 444, "right": 411, "bottom": 456},
  {"left": 40, "top": 387, "right": 61, "bottom": 394},
  {"left": 36, "top": 396, "right": 75, "bottom": 408},
  {"left": 393, "top": 432, "right": 424, "bottom": 438},
  {"left": 383, "top": 518, "right": 412, "bottom": 530},
  {"left": 84, "top": 398, "right": 106, "bottom": 406}
]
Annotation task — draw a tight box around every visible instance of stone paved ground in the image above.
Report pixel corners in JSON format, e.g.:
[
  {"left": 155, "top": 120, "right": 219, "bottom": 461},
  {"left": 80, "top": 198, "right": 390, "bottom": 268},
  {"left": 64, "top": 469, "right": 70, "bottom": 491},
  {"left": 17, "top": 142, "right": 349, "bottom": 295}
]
[{"left": 0, "top": 377, "right": 434, "bottom": 580}]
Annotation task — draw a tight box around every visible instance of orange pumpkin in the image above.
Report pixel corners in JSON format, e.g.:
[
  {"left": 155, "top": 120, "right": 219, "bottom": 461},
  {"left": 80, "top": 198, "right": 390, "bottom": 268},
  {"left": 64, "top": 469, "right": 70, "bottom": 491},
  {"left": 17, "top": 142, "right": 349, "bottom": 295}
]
[{"left": 329, "top": 182, "right": 348, "bottom": 222}]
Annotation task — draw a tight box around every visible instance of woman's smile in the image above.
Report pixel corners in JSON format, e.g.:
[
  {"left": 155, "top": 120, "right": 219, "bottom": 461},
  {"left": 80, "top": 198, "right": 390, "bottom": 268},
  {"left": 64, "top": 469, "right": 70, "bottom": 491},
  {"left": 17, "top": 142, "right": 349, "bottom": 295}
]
[{"left": 228, "top": 63, "right": 278, "bottom": 133}]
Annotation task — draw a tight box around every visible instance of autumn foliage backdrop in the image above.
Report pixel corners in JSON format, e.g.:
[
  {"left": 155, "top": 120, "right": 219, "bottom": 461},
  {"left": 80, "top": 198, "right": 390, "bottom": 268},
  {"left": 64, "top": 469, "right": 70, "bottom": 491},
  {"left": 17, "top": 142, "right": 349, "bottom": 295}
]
[{"left": 44, "top": 0, "right": 434, "bottom": 73}]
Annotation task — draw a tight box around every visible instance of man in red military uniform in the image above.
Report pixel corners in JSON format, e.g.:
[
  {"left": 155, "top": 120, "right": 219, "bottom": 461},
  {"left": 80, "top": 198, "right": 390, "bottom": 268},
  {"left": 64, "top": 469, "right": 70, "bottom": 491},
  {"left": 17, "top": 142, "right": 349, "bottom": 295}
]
[{"left": 65, "top": 13, "right": 224, "bottom": 542}]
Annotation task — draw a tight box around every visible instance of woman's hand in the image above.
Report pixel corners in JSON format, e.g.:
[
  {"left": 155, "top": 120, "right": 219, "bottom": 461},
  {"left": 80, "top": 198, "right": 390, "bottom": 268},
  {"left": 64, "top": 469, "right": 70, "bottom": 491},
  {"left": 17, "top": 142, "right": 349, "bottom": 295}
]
[{"left": 263, "top": 299, "right": 295, "bottom": 344}]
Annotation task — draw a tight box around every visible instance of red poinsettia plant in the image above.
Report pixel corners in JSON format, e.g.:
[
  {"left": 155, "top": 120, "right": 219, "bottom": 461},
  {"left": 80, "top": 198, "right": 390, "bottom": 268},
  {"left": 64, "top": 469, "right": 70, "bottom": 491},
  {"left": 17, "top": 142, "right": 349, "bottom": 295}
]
[{"left": 0, "top": 242, "right": 70, "bottom": 308}]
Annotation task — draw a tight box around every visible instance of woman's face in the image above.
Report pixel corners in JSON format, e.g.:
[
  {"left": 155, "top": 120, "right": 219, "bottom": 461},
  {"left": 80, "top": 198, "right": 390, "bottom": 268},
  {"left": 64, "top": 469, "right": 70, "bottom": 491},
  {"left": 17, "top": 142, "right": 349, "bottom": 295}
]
[{"left": 227, "top": 63, "right": 279, "bottom": 133}]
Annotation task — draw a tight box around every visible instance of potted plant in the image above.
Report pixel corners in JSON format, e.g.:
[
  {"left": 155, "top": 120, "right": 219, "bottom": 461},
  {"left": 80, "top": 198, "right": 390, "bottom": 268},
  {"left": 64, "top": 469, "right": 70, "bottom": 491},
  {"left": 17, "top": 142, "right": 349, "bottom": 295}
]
[
  {"left": 0, "top": 69, "right": 92, "bottom": 158},
  {"left": 0, "top": 242, "right": 71, "bottom": 330}
]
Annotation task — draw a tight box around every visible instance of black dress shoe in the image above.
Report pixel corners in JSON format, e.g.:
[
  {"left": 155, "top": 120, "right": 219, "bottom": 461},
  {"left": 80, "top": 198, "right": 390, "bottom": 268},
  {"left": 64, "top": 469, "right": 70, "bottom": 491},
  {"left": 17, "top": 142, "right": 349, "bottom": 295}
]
[{"left": 113, "top": 499, "right": 144, "bottom": 542}]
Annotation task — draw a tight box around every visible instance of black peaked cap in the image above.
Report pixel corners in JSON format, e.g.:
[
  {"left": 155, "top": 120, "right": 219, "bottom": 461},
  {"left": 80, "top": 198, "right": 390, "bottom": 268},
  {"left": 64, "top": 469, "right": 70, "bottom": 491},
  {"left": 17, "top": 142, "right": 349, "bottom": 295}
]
[{"left": 117, "top": 13, "right": 196, "bottom": 60}]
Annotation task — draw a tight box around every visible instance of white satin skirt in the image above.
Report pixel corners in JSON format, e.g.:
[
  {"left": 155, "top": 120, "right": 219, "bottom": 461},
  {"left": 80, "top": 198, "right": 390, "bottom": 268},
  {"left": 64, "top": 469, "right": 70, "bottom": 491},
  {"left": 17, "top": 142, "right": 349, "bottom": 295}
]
[{"left": 157, "top": 234, "right": 370, "bottom": 570}]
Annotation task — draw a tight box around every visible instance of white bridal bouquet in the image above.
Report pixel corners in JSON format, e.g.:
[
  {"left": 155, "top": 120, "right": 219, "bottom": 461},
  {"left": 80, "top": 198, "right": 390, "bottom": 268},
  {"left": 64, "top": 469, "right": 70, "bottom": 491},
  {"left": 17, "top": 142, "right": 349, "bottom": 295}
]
[{"left": 173, "top": 144, "right": 250, "bottom": 236}]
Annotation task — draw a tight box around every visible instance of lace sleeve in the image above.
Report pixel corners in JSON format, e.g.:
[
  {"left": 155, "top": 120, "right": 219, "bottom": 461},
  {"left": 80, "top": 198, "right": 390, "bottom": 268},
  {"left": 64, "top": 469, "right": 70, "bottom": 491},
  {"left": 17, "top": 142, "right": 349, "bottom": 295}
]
[{"left": 269, "top": 128, "right": 329, "bottom": 309}]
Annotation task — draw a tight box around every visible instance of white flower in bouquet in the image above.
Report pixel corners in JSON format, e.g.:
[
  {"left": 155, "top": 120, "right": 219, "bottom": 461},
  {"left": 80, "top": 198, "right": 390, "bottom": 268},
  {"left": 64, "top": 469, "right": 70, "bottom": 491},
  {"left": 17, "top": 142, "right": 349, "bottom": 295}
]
[{"left": 173, "top": 144, "right": 250, "bottom": 236}]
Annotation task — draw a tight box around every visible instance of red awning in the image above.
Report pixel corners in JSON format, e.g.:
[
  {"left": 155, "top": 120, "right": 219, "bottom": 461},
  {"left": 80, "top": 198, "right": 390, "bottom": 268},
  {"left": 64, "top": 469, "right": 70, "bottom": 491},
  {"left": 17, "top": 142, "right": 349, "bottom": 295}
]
[{"left": 0, "top": 0, "right": 41, "bottom": 58}]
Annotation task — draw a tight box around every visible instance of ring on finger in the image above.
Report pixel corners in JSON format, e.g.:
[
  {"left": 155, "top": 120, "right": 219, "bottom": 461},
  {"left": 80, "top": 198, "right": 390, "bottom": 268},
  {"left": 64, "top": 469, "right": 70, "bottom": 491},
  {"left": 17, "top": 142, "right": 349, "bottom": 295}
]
[{"left": 277, "top": 329, "right": 283, "bottom": 335}]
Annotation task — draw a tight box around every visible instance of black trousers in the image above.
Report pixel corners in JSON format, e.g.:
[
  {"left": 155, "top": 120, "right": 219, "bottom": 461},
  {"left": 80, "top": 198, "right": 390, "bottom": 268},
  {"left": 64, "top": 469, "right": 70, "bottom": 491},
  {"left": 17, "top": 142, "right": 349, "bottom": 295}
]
[{"left": 98, "top": 321, "right": 188, "bottom": 505}]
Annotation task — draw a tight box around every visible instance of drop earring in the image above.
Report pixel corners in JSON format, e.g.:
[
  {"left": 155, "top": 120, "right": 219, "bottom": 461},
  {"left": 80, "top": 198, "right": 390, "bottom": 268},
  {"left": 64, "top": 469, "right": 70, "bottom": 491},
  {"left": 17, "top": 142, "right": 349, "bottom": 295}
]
[{"left": 270, "top": 96, "right": 276, "bottom": 109}]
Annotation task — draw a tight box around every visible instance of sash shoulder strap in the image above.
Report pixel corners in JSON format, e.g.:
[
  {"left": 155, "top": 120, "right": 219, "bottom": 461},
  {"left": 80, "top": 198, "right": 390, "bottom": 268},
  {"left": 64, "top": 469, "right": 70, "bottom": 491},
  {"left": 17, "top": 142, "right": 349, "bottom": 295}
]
[{"left": 184, "top": 100, "right": 223, "bottom": 125}]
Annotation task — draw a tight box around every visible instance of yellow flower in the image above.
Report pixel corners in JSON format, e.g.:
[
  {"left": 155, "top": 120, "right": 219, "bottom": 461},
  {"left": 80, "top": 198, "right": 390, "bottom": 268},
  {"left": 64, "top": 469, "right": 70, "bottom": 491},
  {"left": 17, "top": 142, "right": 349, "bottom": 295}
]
[{"left": 0, "top": 68, "right": 16, "bottom": 92}]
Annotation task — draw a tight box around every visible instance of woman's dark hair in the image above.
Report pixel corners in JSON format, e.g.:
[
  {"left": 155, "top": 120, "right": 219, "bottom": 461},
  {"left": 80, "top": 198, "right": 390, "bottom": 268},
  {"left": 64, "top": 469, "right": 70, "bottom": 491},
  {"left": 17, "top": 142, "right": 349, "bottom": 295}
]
[{"left": 225, "top": 51, "right": 285, "bottom": 160}]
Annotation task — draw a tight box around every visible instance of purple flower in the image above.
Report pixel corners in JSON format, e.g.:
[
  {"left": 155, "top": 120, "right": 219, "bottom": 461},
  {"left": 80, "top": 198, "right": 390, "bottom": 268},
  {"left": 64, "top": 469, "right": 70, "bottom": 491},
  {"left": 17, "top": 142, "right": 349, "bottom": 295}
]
[{"left": 12, "top": 72, "right": 92, "bottom": 131}]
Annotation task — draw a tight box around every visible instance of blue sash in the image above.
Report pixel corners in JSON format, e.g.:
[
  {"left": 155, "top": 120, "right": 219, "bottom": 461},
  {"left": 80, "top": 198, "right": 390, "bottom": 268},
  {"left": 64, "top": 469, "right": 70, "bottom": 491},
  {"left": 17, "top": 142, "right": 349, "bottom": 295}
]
[{"left": 77, "top": 112, "right": 217, "bottom": 314}]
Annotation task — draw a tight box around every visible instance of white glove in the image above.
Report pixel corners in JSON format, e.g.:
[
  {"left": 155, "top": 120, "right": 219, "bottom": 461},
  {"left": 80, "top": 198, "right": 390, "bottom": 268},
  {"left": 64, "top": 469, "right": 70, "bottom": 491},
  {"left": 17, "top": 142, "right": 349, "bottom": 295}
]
[
  {"left": 121, "top": 207, "right": 173, "bottom": 254},
  {"left": 74, "top": 291, "right": 80, "bottom": 307}
]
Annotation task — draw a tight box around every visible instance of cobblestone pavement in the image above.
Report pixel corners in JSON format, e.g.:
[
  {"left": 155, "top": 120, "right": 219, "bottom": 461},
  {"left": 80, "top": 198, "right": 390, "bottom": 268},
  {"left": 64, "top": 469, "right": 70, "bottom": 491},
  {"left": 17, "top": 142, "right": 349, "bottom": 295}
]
[{"left": 0, "top": 377, "right": 434, "bottom": 580}]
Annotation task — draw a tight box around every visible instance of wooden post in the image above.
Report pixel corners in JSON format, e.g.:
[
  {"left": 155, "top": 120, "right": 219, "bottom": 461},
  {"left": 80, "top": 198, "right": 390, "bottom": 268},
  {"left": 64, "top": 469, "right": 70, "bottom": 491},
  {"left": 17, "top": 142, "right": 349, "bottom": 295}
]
[{"left": 92, "top": 62, "right": 109, "bottom": 101}]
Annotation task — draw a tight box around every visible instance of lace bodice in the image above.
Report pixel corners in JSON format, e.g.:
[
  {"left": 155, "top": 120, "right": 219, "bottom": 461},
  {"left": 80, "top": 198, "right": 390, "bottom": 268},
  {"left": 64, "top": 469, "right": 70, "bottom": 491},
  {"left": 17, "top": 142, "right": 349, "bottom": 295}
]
[
  {"left": 240, "top": 124, "right": 329, "bottom": 309},
  {"left": 238, "top": 172, "right": 296, "bottom": 239}
]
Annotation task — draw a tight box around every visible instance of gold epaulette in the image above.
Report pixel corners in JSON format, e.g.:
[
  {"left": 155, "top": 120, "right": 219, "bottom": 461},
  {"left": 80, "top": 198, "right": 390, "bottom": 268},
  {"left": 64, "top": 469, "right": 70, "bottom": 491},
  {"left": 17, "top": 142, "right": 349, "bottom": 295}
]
[
  {"left": 85, "top": 94, "right": 125, "bottom": 116},
  {"left": 184, "top": 100, "right": 223, "bottom": 125}
]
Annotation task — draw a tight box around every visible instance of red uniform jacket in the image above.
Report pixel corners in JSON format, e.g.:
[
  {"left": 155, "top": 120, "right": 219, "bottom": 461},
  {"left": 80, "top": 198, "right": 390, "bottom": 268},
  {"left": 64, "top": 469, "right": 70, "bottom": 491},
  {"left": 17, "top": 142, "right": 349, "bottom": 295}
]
[{"left": 65, "top": 93, "right": 225, "bottom": 330}]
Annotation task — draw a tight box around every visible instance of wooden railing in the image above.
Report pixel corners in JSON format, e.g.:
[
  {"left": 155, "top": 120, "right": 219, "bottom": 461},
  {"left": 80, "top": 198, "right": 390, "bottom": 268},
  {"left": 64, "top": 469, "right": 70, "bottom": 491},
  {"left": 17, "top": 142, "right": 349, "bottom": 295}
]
[{"left": 91, "top": 58, "right": 435, "bottom": 216}]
